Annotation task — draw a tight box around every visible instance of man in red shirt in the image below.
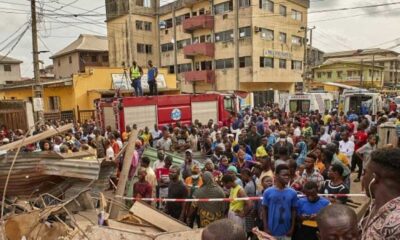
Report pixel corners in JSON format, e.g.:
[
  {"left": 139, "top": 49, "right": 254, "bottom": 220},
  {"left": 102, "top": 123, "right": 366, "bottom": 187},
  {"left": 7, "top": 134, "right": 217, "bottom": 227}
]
[
  {"left": 155, "top": 156, "right": 173, "bottom": 209},
  {"left": 352, "top": 124, "right": 368, "bottom": 182},
  {"left": 133, "top": 167, "right": 153, "bottom": 204}
]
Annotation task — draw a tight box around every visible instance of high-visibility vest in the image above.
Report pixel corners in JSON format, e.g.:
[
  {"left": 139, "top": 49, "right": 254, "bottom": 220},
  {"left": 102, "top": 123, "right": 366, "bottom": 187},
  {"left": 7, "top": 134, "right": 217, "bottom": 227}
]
[{"left": 130, "top": 66, "right": 141, "bottom": 79}]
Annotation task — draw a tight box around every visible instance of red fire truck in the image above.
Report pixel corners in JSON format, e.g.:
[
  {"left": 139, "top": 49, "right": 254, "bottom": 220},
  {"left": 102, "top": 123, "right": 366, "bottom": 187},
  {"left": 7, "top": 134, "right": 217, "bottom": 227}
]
[{"left": 95, "top": 93, "right": 240, "bottom": 132}]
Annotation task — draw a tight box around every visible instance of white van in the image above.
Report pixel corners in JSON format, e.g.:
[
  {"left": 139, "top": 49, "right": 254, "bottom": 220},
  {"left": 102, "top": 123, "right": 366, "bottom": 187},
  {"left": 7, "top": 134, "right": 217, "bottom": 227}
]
[
  {"left": 340, "top": 89, "right": 383, "bottom": 115},
  {"left": 284, "top": 92, "right": 335, "bottom": 114}
]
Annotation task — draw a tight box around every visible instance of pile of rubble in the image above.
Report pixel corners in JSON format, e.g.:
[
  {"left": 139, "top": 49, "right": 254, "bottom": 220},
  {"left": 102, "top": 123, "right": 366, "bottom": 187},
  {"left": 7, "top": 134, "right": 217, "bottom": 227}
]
[
  {"left": 0, "top": 125, "right": 202, "bottom": 240},
  {"left": 1, "top": 189, "right": 201, "bottom": 240}
]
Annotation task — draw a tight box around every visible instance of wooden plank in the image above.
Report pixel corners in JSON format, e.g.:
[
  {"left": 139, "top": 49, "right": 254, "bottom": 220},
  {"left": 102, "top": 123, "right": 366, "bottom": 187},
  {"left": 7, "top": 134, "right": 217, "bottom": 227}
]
[
  {"left": 109, "top": 130, "right": 138, "bottom": 219},
  {"left": 71, "top": 226, "right": 154, "bottom": 240},
  {"left": 155, "top": 229, "right": 203, "bottom": 240},
  {"left": 0, "top": 123, "right": 73, "bottom": 151},
  {"left": 129, "top": 201, "right": 190, "bottom": 232},
  {"left": 106, "top": 219, "right": 162, "bottom": 236}
]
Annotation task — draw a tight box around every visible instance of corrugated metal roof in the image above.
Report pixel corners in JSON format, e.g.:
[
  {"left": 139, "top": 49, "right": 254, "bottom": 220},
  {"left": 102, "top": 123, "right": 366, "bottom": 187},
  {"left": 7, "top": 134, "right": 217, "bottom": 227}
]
[{"left": 50, "top": 34, "right": 108, "bottom": 59}]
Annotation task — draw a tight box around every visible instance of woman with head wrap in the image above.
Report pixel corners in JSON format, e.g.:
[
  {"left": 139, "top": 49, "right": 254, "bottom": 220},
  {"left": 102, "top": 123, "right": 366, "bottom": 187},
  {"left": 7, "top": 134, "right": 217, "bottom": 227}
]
[
  {"left": 187, "top": 171, "right": 226, "bottom": 228},
  {"left": 295, "top": 136, "right": 308, "bottom": 166}
]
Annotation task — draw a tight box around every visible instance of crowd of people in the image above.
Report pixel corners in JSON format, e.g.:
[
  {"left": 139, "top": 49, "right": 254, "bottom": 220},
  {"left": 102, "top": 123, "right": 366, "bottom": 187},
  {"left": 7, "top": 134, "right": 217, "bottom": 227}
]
[{"left": 1, "top": 105, "right": 400, "bottom": 240}]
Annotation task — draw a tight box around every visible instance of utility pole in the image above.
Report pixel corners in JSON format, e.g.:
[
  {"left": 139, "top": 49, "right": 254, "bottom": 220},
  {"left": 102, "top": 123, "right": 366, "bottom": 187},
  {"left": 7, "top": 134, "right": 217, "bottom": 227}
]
[
  {"left": 371, "top": 54, "right": 375, "bottom": 88},
  {"left": 395, "top": 59, "right": 399, "bottom": 90},
  {"left": 360, "top": 59, "right": 364, "bottom": 88},
  {"left": 302, "top": 26, "right": 315, "bottom": 92},
  {"left": 127, "top": 0, "right": 132, "bottom": 66},
  {"left": 31, "top": 0, "right": 44, "bottom": 125}
]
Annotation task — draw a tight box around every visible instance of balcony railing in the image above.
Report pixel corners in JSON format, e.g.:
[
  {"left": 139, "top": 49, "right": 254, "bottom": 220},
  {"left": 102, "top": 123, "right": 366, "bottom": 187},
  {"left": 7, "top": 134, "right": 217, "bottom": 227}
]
[
  {"left": 184, "top": 70, "right": 215, "bottom": 83},
  {"left": 183, "top": 15, "right": 214, "bottom": 32},
  {"left": 183, "top": 42, "right": 215, "bottom": 58}
]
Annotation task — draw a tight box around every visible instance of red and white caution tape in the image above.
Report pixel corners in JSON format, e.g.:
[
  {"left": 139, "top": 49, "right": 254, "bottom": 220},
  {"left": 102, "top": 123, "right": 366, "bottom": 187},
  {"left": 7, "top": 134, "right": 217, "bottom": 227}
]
[{"left": 115, "top": 193, "right": 366, "bottom": 202}]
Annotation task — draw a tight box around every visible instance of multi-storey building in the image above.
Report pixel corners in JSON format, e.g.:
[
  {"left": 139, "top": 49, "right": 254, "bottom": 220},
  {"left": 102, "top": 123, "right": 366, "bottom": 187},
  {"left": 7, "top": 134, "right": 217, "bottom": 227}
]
[
  {"left": 50, "top": 34, "right": 109, "bottom": 79},
  {"left": 322, "top": 48, "right": 400, "bottom": 88},
  {"left": 0, "top": 55, "right": 22, "bottom": 85},
  {"left": 106, "top": 0, "right": 309, "bottom": 93}
]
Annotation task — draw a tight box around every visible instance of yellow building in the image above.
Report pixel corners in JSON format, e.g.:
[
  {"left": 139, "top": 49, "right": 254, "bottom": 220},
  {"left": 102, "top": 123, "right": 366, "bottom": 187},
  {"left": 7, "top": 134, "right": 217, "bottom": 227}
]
[
  {"left": 311, "top": 61, "right": 384, "bottom": 90},
  {"left": 0, "top": 67, "right": 178, "bottom": 122},
  {"left": 106, "top": 0, "right": 309, "bottom": 93}
]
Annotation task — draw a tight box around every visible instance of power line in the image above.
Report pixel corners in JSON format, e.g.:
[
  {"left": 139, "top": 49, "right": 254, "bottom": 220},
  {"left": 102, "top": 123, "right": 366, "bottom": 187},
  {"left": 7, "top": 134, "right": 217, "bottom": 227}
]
[
  {"left": 309, "top": 1, "right": 400, "bottom": 14},
  {"left": 0, "top": 21, "right": 30, "bottom": 47},
  {"left": 0, "top": 24, "right": 30, "bottom": 62}
]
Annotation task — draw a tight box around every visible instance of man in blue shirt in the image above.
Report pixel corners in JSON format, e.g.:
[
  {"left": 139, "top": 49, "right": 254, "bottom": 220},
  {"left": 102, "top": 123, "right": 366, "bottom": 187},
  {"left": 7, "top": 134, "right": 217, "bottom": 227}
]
[
  {"left": 262, "top": 164, "right": 297, "bottom": 240},
  {"left": 295, "top": 181, "right": 330, "bottom": 240},
  {"left": 147, "top": 60, "right": 158, "bottom": 96}
]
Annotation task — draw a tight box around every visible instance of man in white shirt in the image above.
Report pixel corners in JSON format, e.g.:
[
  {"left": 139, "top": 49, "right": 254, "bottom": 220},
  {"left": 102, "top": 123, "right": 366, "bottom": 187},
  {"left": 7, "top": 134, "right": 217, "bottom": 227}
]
[
  {"left": 319, "top": 126, "right": 332, "bottom": 144},
  {"left": 339, "top": 131, "right": 355, "bottom": 161},
  {"left": 293, "top": 122, "right": 302, "bottom": 138},
  {"left": 150, "top": 124, "right": 162, "bottom": 147}
]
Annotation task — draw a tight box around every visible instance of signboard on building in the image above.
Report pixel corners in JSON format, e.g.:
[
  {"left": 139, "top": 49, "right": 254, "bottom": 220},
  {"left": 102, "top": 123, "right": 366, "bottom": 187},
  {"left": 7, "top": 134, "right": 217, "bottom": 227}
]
[
  {"left": 111, "top": 73, "right": 167, "bottom": 90},
  {"left": 263, "top": 50, "right": 293, "bottom": 59},
  {"left": 33, "top": 97, "right": 44, "bottom": 112}
]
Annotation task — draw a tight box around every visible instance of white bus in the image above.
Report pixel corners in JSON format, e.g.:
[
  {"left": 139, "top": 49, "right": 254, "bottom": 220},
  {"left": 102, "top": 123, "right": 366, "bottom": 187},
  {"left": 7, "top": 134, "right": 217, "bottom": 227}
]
[{"left": 284, "top": 92, "right": 335, "bottom": 113}]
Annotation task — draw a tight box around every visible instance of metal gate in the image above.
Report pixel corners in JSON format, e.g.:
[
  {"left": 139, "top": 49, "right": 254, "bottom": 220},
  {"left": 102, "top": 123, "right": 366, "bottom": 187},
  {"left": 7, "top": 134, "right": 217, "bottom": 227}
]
[{"left": 77, "top": 106, "right": 95, "bottom": 123}]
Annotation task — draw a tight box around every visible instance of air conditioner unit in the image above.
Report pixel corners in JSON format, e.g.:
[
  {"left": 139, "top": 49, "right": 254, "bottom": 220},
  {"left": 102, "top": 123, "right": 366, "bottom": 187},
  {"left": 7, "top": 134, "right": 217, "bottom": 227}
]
[
  {"left": 239, "top": 32, "right": 245, "bottom": 37},
  {"left": 254, "top": 26, "right": 260, "bottom": 33}
]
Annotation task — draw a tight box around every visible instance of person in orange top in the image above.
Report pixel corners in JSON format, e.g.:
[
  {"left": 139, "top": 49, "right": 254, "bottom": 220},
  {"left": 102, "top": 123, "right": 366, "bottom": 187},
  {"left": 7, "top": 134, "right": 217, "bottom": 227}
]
[
  {"left": 184, "top": 163, "right": 203, "bottom": 228},
  {"left": 109, "top": 134, "right": 120, "bottom": 155}
]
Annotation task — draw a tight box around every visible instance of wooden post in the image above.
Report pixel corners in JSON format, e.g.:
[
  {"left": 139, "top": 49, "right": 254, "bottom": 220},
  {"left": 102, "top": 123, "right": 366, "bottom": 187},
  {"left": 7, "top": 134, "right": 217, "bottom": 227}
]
[{"left": 109, "top": 130, "right": 138, "bottom": 219}]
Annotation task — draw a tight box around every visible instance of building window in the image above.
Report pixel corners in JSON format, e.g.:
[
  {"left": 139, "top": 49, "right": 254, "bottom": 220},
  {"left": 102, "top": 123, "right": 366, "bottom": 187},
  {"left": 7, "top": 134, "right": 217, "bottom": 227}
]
[
  {"left": 260, "top": 0, "right": 274, "bottom": 12},
  {"left": 199, "top": 8, "right": 205, "bottom": 15},
  {"left": 239, "top": 0, "right": 250, "bottom": 8},
  {"left": 167, "top": 65, "right": 175, "bottom": 74},
  {"left": 144, "top": 0, "right": 151, "bottom": 7},
  {"left": 239, "top": 56, "right": 252, "bottom": 68},
  {"left": 136, "top": 0, "right": 143, "bottom": 6},
  {"left": 215, "top": 30, "right": 234, "bottom": 42},
  {"left": 175, "top": 13, "right": 190, "bottom": 25},
  {"left": 292, "top": 35, "right": 302, "bottom": 45},
  {"left": 161, "top": 43, "right": 174, "bottom": 52},
  {"left": 279, "top": 5, "right": 287, "bottom": 16},
  {"left": 177, "top": 39, "right": 191, "bottom": 49},
  {"left": 164, "top": 18, "right": 173, "bottom": 28},
  {"left": 337, "top": 71, "right": 343, "bottom": 78},
  {"left": 327, "top": 71, "right": 332, "bottom": 78},
  {"left": 69, "top": 56, "right": 72, "bottom": 64},
  {"left": 137, "top": 43, "right": 152, "bottom": 54},
  {"left": 216, "top": 58, "right": 234, "bottom": 69},
  {"left": 102, "top": 55, "right": 109, "bottom": 62},
  {"left": 260, "top": 57, "right": 274, "bottom": 68},
  {"left": 279, "top": 32, "right": 286, "bottom": 43},
  {"left": 260, "top": 28, "right": 274, "bottom": 40},
  {"left": 193, "top": 35, "right": 212, "bottom": 44},
  {"left": 317, "top": 72, "right": 322, "bottom": 78},
  {"left": 91, "top": 56, "right": 97, "bottom": 62},
  {"left": 136, "top": 20, "right": 143, "bottom": 30},
  {"left": 49, "top": 96, "right": 60, "bottom": 111},
  {"left": 144, "top": 21, "right": 152, "bottom": 31},
  {"left": 239, "top": 26, "right": 251, "bottom": 38},
  {"left": 214, "top": 1, "right": 233, "bottom": 14},
  {"left": 279, "top": 59, "right": 286, "bottom": 69},
  {"left": 177, "top": 63, "right": 192, "bottom": 73},
  {"left": 3, "top": 65, "right": 11, "bottom": 72},
  {"left": 195, "top": 61, "right": 212, "bottom": 71},
  {"left": 291, "top": 9, "right": 302, "bottom": 21},
  {"left": 291, "top": 60, "right": 302, "bottom": 70}
]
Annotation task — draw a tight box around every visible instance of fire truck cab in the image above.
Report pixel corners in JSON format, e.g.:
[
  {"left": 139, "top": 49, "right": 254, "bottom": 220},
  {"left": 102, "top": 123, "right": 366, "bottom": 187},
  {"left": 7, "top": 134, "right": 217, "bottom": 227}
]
[{"left": 95, "top": 93, "right": 239, "bottom": 132}]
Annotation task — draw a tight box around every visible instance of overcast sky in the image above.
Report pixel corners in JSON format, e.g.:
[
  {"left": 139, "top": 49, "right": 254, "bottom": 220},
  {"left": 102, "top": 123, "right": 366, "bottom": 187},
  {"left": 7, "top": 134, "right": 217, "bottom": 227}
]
[{"left": 1, "top": 0, "right": 400, "bottom": 78}]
